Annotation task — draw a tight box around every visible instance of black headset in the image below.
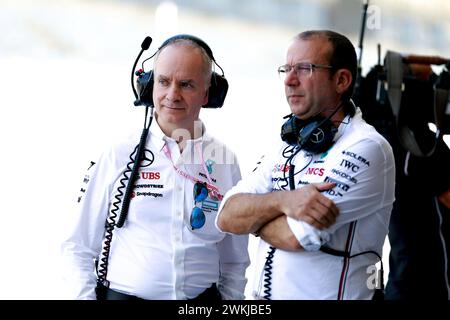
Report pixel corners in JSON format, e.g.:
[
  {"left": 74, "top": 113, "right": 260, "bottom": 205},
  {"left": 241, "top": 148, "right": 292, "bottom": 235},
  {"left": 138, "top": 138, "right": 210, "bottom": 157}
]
[
  {"left": 280, "top": 114, "right": 339, "bottom": 154},
  {"left": 280, "top": 100, "right": 356, "bottom": 153},
  {"left": 133, "top": 34, "right": 229, "bottom": 108},
  {"left": 117, "top": 34, "right": 228, "bottom": 229}
]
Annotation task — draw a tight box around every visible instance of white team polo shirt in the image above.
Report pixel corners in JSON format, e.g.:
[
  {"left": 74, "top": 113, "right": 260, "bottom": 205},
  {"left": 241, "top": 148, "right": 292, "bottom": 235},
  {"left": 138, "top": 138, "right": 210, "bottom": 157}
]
[
  {"left": 62, "top": 120, "right": 249, "bottom": 300},
  {"left": 217, "top": 109, "right": 395, "bottom": 299}
]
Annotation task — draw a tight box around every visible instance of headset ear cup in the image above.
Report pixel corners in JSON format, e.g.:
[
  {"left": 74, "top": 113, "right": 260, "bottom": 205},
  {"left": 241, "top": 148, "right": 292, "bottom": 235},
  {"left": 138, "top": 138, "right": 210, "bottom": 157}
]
[
  {"left": 281, "top": 116, "right": 337, "bottom": 153},
  {"left": 299, "top": 118, "right": 337, "bottom": 154},
  {"left": 136, "top": 70, "right": 154, "bottom": 106},
  {"left": 144, "top": 35, "right": 228, "bottom": 108},
  {"left": 203, "top": 72, "right": 228, "bottom": 108},
  {"left": 281, "top": 116, "right": 301, "bottom": 145}
]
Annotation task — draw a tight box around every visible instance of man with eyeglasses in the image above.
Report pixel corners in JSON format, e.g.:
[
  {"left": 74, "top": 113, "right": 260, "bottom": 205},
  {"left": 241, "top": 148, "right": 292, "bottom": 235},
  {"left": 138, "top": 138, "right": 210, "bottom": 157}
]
[
  {"left": 62, "top": 35, "right": 249, "bottom": 300},
  {"left": 216, "top": 30, "right": 395, "bottom": 299}
]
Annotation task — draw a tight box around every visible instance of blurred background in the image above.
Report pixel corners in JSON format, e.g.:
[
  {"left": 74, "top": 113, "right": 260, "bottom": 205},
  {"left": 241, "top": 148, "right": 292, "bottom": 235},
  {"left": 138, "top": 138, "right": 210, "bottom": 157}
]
[{"left": 0, "top": 0, "right": 449, "bottom": 299}]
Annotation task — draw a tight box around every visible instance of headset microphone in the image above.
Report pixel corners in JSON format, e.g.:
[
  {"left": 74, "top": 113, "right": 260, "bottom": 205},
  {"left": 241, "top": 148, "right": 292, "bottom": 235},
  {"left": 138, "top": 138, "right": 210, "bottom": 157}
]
[
  {"left": 117, "top": 36, "right": 155, "bottom": 228},
  {"left": 141, "top": 36, "right": 152, "bottom": 50}
]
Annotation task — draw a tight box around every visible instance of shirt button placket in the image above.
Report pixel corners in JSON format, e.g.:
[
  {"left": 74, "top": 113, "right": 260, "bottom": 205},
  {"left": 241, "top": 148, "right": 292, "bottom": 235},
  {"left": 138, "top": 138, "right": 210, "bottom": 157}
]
[{"left": 172, "top": 168, "right": 185, "bottom": 299}]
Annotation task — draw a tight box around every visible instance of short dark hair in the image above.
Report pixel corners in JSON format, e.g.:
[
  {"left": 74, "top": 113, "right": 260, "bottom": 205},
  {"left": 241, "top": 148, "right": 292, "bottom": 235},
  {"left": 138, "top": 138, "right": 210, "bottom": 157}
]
[{"left": 296, "top": 30, "right": 357, "bottom": 114}]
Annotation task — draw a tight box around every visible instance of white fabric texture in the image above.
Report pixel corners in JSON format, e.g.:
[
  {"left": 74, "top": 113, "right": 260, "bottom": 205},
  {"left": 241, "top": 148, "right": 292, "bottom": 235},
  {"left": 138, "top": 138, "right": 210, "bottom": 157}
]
[
  {"left": 62, "top": 120, "right": 249, "bottom": 300},
  {"left": 217, "top": 109, "right": 395, "bottom": 299}
]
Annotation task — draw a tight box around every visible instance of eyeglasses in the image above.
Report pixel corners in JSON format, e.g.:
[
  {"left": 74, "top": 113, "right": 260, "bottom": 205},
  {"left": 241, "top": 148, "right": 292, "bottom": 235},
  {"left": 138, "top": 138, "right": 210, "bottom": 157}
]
[
  {"left": 190, "top": 182, "right": 209, "bottom": 230},
  {"left": 277, "top": 62, "right": 333, "bottom": 80}
]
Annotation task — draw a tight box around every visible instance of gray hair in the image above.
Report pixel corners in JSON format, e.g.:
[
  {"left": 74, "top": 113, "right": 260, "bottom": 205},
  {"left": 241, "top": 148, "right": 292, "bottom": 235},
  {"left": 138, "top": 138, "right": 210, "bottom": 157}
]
[{"left": 154, "top": 39, "right": 212, "bottom": 85}]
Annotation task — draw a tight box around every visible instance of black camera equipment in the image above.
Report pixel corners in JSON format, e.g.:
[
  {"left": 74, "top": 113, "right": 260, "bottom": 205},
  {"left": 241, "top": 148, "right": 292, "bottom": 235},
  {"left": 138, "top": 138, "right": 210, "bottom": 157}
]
[
  {"left": 350, "top": 0, "right": 450, "bottom": 301},
  {"left": 355, "top": 50, "right": 450, "bottom": 157}
]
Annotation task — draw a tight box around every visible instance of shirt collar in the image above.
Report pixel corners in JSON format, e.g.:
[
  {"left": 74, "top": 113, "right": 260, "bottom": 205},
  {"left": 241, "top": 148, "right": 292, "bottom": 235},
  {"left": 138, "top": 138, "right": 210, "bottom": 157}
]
[
  {"left": 149, "top": 118, "right": 208, "bottom": 151},
  {"left": 333, "top": 107, "right": 359, "bottom": 142}
]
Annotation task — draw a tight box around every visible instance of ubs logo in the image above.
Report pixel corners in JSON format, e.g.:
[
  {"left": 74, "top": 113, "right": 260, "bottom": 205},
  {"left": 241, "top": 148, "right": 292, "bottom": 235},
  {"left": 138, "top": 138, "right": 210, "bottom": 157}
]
[{"left": 141, "top": 172, "right": 161, "bottom": 180}]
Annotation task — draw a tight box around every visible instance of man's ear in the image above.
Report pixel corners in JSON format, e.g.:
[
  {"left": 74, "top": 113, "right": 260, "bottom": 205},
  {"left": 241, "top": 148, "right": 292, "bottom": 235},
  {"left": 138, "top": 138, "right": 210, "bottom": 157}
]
[{"left": 334, "top": 69, "right": 352, "bottom": 95}]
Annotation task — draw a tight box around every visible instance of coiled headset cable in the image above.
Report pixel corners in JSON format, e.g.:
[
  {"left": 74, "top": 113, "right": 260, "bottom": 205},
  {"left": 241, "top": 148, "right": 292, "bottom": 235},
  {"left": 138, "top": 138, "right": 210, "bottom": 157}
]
[
  {"left": 116, "top": 107, "right": 153, "bottom": 228},
  {"left": 96, "top": 106, "right": 154, "bottom": 288},
  {"left": 262, "top": 149, "right": 301, "bottom": 299},
  {"left": 96, "top": 144, "right": 137, "bottom": 287},
  {"left": 262, "top": 246, "right": 276, "bottom": 299},
  {"left": 96, "top": 36, "right": 156, "bottom": 290}
]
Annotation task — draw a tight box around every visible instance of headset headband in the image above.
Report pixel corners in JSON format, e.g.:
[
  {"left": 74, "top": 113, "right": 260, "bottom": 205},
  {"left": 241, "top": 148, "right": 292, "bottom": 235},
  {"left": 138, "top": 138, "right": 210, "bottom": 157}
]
[{"left": 158, "top": 34, "right": 216, "bottom": 62}]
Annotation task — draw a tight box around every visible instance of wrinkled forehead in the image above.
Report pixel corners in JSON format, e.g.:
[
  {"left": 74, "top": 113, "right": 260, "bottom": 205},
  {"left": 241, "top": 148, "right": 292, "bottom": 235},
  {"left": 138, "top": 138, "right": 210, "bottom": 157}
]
[
  {"left": 154, "top": 40, "right": 212, "bottom": 81},
  {"left": 155, "top": 40, "right": 211, "bottom": 69},
  {"left": 154, "top": 45, "right": 200, "bottom": 72},
  {"left": 155, "top": 41, "right": 191, "bottom": 64}
]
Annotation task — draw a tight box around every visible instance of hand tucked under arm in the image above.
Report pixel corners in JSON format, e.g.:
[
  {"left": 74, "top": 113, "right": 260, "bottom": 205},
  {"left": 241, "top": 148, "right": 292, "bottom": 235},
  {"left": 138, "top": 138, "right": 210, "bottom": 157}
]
[
  {"left": 279, "top": 182, "right": 339, "bottom": 229},
  {"left": 217, "top": 192, "right": 285, "bottom": 235},
  {"left": 258, "top": 183, "right": 339, "bottom": 251},
  {"left": 259, "top": 215, "right": 303, "bottom": 251},
  {"left": 217, "top": 182, "right": 339, "bottom": 235}
]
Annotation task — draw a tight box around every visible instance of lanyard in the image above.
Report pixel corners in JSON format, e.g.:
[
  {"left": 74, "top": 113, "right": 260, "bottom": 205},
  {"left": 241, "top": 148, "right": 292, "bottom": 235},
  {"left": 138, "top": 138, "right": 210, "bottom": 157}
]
[{"left": 162, "top": 142, "right": 223, "bottom": 201}]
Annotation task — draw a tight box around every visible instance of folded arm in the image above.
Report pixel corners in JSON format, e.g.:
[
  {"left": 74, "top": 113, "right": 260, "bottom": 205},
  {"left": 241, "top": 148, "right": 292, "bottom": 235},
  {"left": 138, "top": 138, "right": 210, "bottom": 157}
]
[
  {"left": 258, "top": 215, "right": 303, "bottom": 251},
  {"left": 217, "top": 182, "right": 339, "bottom": 236}
]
